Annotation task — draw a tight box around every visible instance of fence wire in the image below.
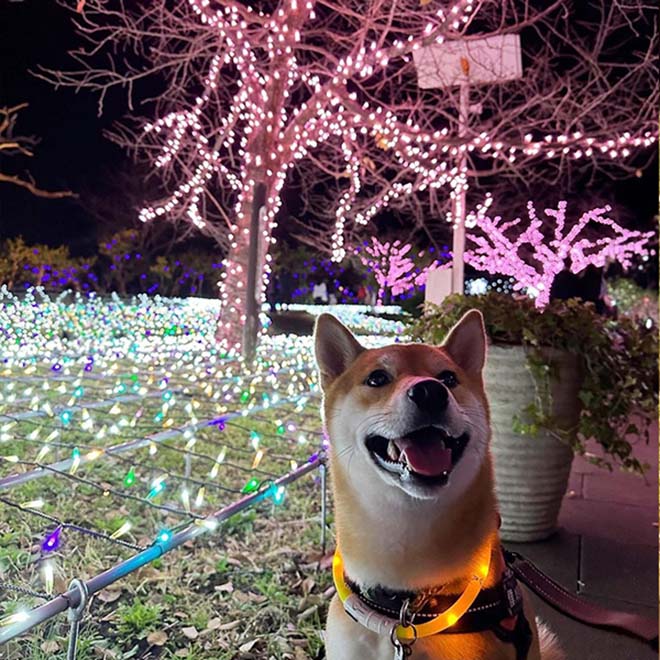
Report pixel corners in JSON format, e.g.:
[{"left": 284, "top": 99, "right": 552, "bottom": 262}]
[{"left": 0, "top": 291, "right": 400, "bottom": 654}]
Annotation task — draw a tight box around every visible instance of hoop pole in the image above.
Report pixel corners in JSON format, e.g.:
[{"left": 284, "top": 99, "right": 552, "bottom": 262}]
[{"left": 0, "top": 454, "right": 323, "bottom": 644}]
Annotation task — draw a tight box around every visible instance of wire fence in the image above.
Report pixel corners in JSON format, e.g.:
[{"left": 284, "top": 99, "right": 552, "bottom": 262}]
[
  {"left": 0, "top": 291, "right": 336, "bottom": 657},
  {"left": 0, "top": 290, "right": 403, "bottom": 658}
]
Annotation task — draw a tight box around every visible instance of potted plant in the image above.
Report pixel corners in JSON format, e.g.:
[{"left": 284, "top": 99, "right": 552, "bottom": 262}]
[{"left": 411, "top": 292, "right": 658, "bottom": 541}]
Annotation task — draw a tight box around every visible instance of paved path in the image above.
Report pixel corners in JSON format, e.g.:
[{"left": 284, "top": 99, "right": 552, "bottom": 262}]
[{"left": 508, "top": 427, "right": 658, "bottom": 660}]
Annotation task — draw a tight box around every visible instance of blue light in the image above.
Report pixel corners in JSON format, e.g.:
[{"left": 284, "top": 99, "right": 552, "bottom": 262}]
[
  {"left": 272, "top": 486, "right": 286, "bottom": 506},
  {"left": 157, "top": 529, "right": 172, "bottom": 543}
]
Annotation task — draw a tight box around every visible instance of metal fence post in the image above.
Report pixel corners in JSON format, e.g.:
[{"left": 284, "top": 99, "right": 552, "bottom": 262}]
[{"left": 66, "top": 578, "right": 89, "bottom": 660}]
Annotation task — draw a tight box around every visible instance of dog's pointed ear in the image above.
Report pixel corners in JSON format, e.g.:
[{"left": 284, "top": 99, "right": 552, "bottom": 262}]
[
  {"left": 314, "top": 313, "right": 364, "bottom": 390},
  {"left": 442, "top": 309, "right": 487, "bottom": 375}
]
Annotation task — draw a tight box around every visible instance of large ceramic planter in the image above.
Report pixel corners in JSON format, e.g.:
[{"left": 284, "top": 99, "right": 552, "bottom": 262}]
[{"left": 484, "top": 345, "right": 582, "bottom": 542}]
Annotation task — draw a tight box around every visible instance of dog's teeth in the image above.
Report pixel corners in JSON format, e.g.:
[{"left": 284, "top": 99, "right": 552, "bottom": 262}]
[{"left": 387, "top": 440, "right": 400, "bottom": 461}]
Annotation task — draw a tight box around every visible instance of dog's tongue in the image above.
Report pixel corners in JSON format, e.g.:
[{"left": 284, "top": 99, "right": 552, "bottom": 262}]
[{"left": 400, "top": 443, "right": 452, "bottom": 476}]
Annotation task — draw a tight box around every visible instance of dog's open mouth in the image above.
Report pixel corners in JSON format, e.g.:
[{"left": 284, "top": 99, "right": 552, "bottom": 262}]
[{"left": 365, "top": 426, "right": 469, "bottom": 486}]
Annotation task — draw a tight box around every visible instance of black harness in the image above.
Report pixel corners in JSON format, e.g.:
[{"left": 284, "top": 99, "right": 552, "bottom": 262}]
[{"left": 345, "top": 563, "right": 533, "bottom": 660}]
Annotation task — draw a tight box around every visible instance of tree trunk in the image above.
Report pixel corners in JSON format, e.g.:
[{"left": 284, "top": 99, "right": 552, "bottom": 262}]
[
  {"left": 243, "top": 181, "right": 267, "bottom": 363},
  {"left": 215, "top": 181, "right": 269, "bottom": 359},
  {"left": 215, "top": 213, "right": 250, "bottom": 354}
]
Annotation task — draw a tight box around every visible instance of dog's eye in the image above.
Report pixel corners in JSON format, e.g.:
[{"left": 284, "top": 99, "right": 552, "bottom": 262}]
[
  {"left": 437, "top": 370, "right": 459, "bottom": 388},
  {"left": 364, "top": 369, "right": 391, "bottom": 387}
]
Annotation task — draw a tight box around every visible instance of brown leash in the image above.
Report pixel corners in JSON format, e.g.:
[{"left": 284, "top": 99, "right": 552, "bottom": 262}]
[{"left": 504, "top": 549, "right": 659, "bottom": 651}]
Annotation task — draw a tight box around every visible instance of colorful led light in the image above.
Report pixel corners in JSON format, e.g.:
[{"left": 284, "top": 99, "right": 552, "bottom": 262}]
[
  {"left": 41, "top": 527, "right": 62, "bottom": 553},
  {"left": 41, "top": 561, "right": 54, "bottom": 595},
  {"left": 147, "top": 477, "right": 166, "bottom": 499},
  {"left": 110, "top": 521, "right": 132, "bottom": 539},
  {"left": 272, "top": 485, "right": 286, "bottom": 505},
  {"left": 465, "top": 201, "right": 653, "bottom": 308},
  {"left": 157, "top": 529, "right": 172, "bottom": 543},
  {"left": 123, "top": 467, "right": 136, "bottom": 487},
  {"left": 70, "top": 447, "right": 81, "bottom": 475},
  {"left": 241, "top": 478, "right": 260, "bottom": 494}
]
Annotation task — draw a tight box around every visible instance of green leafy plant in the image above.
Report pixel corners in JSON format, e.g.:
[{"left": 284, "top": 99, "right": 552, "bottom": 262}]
[
  {"left": 411, "top": 292, "right": 657, "bottom": 474},
  {"left": 116, "top": 598, "right": 162, "bottom": 638}
]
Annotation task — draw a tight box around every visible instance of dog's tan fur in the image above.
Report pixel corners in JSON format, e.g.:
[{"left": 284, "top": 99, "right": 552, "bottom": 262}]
[{"left": 314, "top": 311, "right": 563, "bottom": 660}]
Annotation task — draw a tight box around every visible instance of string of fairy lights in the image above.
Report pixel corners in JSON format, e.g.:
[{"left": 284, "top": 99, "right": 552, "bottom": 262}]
[
  {"left": 132, "top": 0, "right": 657, "bottom": 346},
  {"left": 0, "top": 289, "right": 401, "bottom": 637}
]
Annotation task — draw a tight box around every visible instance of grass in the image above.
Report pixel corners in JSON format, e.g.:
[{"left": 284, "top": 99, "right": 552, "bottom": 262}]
[
  {"left": 0, "top": 294, "right": 403, "bottom": 660},
  {"left": 0, "top": 310, "right": 338, "bottom": 659},
  {"left": 116, "top": 600, "right": 163, "bottom": 638},
  {"left": 1, "top": 388, "right": 333, "bottom": 659}
]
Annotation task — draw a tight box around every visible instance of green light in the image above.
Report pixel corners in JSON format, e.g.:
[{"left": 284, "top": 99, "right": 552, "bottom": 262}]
[
  {"left": 241, "top": 478, "right": 260, "bottom": 494},
  {"left": 73, "top": 386, "right": 84, "bottom": 398},
  {"left": 124, "top": 467, "right": 135, "bottom": 487},
  {"left": 153, "top": 412, "right": 163, "bottom": 423},
  {"left": 60, "top": 410, "right": 72, "bottom": 425},
  {"left": 72, "top": 447, "right": 80, "bottom": 459},
  {"left": 240, "top": 391, "right": 250, "bottom": 403},
  {"left": 162, "top": 391, "right": 172, "bottom": 401},
  {"left": 276, "top": 425, "right": 285, "bottom": 435}
]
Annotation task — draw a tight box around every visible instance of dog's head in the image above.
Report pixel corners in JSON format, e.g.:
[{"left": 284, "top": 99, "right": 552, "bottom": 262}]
[{"left": 314, "top": 310, "right": 490, "bottom": 501}]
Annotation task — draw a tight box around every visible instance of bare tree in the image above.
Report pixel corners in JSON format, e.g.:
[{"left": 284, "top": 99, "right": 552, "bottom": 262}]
[
  {"left": 78, "top": 161, "right": 182, "bottom": 256},
  {"left": 40, "top": 0, "right": 657, "bottom": 355},
  {"left": 0, "top": 104, "right": 75, "bottom": 199}
]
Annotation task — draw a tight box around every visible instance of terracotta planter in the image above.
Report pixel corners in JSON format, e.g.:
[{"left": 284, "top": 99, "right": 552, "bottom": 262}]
[{"left": 485, "top": 345, "right": 582, "bottom": 542}]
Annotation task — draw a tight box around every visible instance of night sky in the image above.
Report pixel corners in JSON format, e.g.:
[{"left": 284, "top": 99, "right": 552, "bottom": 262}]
[
  {"left": 1, "top": 1, "right": 657, "bottom": 258},
  {"left": 1, "top": 1, "right": 124, "bottom": 254}
]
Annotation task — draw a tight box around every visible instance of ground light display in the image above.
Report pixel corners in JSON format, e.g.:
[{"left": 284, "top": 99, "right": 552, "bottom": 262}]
[
  {"left": 0, "top": 289, "right": 404, "bottom": 655},
  {"left": 1, "top": 1, "right": 657, "bottom": 658}
]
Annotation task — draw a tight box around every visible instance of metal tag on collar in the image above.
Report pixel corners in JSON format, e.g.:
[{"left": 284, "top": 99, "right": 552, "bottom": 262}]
[
  {"left": 393, "top": 641, "right": 413, "bottom": 660},
  {"left": 391, "top": 624, "right": 414, "bottom": 659},
  {"left": 392, "top": 599, "right": 416, "bottom": 659}
]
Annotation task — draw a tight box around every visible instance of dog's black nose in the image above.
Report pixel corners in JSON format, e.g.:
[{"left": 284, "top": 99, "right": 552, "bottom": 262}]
[{"left": 407, "top": 379, "right": 448, "bottom": 414}]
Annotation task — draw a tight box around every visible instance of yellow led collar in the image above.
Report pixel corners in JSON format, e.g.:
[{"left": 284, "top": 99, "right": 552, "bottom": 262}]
[{"left": 332, "top": 546, "right": 491, "bottom": 640}]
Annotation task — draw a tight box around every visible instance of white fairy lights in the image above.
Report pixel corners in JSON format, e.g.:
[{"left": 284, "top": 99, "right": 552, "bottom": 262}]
[{"left": 133, "top": 0, "right": 656, "bottom": 349}]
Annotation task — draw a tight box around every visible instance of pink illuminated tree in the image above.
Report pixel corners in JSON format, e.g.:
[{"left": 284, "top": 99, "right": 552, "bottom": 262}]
[
  {"left": 357, "top": 237, "right": 446, "bottom": 304},
  {"left": 41, "top": 1, "right": 657, "bottom": 355},
  {"left": 464, "top": 201, "right": 654, "bottom": 308}
]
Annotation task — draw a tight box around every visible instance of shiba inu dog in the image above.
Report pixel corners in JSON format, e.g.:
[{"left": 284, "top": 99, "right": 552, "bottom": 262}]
[{"left": 314, "top": 311, "right": 563, "bottom": 660}]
